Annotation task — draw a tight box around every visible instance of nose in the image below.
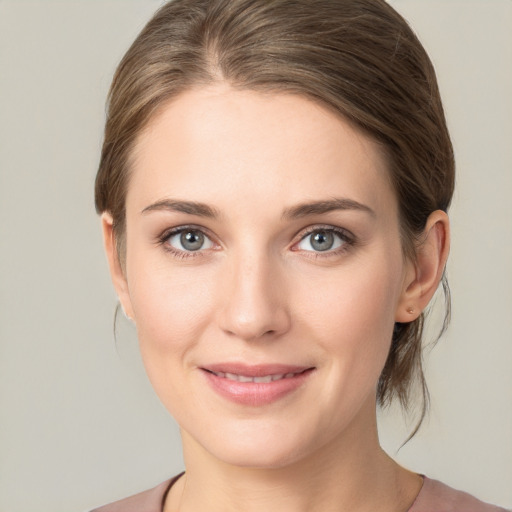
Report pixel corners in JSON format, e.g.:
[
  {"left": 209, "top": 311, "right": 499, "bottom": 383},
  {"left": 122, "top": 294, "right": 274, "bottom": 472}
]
[{"left": 217, "top": 252, "right": 291, "bottom": 341}]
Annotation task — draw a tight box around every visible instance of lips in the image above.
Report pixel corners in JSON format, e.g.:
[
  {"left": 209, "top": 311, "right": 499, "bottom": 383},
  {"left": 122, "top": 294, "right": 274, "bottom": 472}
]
[
  {"left": 209, "top": 371, "right": 302, "bottom": 383},
  {"left": 200, "top": 363, "right": 315, "bottom": 406}
]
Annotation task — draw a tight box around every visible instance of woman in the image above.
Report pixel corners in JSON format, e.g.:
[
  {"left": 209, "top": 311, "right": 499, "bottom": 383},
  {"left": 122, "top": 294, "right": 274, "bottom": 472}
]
[{"left": 92, "top": 0, "right": 508, "bottom": 510}]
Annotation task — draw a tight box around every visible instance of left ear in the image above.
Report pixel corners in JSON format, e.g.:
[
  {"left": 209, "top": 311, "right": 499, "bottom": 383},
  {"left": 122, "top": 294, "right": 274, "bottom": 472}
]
[{"left": 395, "top": 210, "right": 450, "bottom": 322}]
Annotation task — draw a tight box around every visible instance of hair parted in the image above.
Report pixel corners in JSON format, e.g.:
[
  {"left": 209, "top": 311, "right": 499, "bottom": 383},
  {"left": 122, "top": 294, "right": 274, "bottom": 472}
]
[{"left": 95, "top": 0, "right": 455, "bottom": 433}]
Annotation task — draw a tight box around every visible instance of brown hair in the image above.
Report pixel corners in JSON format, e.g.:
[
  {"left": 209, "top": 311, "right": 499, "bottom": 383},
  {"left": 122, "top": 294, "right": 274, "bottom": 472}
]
[{"left": 95, "top": 0, "right": 455, "bottom": 430}]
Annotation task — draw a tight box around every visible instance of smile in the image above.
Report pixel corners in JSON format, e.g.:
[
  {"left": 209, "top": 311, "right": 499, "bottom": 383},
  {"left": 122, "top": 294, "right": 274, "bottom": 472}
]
[
  {"left": 208, "top": 371, "right": 305, "bottom": 383},
  {"left": 201, "top": 365, "right": 315, "bottom": 406}
]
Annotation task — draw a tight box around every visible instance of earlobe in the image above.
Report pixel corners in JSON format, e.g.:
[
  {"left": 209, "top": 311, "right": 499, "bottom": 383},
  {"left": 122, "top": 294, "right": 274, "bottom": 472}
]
[
  {"left": 395, "top": 210, "right": 450, "bottom": 323},
  {"left": 101, "top": 213, "right": 135, "bottom": 320}
]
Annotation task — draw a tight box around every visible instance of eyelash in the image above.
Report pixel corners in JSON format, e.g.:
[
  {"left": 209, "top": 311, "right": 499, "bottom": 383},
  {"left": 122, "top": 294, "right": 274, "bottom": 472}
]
[
  {"left": 156, "top": 224, "right": 356, "bottom": 260},
  {"left": 157, "top": 225, "right": 217, "bottom": 260},
  {"left": 291, "top": 225, "right": 356, "bottom": 259}
]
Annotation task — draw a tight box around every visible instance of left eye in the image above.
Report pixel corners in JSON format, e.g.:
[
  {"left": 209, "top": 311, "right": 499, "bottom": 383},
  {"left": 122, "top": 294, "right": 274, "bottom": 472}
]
[
  {"left": 166, "top": 229, "right": 214, "bottom": 252},
  {"left": 296, "top": 229, "right": 347, "bottom": 252}
]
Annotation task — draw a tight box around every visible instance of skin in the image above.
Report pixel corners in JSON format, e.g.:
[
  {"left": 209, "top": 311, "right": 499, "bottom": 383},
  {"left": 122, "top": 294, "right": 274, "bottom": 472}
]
[{"left": 103, "top": 84, "right": 449, "bottom": 512}]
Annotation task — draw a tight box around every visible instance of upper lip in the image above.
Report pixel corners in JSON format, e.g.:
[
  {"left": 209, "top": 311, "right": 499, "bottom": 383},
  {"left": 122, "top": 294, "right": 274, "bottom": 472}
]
[{"left": 201, "top": 363, "right": 313, "bottom": 377}]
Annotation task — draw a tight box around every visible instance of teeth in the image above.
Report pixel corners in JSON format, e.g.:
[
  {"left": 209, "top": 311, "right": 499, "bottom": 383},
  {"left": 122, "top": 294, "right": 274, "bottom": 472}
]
[
  {"left": 214, "top": 371, "right": 299, "bottom": 383},
  {"left": 253, "top": 375, "right": 272, "bottom": 383}
]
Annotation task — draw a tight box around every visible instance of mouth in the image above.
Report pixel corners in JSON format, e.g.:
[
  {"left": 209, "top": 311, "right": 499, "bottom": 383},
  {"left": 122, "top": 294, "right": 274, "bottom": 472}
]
[
  {"left": 200, "top": 364, "right": 315, "bottom": 406},
  {"left": 205, "top": 369, "right": 310, "bottom": 383}
]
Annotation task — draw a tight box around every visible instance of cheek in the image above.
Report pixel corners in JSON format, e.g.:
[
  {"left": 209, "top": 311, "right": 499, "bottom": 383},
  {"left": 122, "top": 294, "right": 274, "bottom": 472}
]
[
  {"left": 295, "top": 256, "right": 403, "bottom": 374},
  {"left": 291, "top": 263, "right": 402, "bottom": 441},
  {"left": 126, "top": 255, "right": 216, "bottom": 374}
]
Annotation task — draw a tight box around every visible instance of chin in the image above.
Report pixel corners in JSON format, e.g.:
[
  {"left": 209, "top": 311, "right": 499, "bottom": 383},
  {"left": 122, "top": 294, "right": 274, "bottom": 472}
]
[
  {"left": 209, "top": 440, "right": 305, "bottom": 470},
  {"left": 188, "top": 417, "right": 323, "bottom": 470}
]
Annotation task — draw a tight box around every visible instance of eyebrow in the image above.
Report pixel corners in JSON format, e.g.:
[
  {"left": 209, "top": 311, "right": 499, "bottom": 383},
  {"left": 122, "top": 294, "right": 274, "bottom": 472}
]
[
  {"left": 141, "top": 197, "right": 374, "bottom": 220},
  {"left": 141, "top": 199, "right": 219, "bottom": 218},
  {"left": 282, "top": 198, "right": 375, "bottom": 219}
]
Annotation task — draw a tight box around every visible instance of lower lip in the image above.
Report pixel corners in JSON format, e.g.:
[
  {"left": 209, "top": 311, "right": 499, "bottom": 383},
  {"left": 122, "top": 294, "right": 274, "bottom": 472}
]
[{"left": 202, "top": 369, "right": 314, "bottom": 406}]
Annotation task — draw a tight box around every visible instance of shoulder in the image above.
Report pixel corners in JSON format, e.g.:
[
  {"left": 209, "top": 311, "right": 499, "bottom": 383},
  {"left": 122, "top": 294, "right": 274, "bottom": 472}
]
[
  {"left": 409, "top": 477, "right": 510, "bottom": 512},
  {"left": 89, "top": 474, "right": 182, "bottom": 512}
]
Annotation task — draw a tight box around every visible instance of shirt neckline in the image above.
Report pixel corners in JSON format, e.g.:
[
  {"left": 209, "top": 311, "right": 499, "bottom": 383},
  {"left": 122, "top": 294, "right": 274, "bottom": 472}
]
[{"left": 161, "top": 472, "right": 427, "bottom": 512}]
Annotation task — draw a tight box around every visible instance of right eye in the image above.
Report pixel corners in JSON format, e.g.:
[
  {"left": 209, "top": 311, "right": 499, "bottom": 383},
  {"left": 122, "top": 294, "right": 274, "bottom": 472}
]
[{"left": 164, "top": 228, "right": 215, "bottom": 253}]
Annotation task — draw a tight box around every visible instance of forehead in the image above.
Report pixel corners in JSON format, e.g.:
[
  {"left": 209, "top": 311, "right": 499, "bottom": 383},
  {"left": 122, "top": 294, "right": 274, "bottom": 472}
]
[{"left": 127, "top": 85, "right": 396, "bottom": 218}]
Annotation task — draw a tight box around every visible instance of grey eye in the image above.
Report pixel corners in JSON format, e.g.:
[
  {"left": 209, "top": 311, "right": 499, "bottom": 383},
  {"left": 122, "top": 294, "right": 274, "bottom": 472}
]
[
  {"left": 181, "top": 231, "right": 204, "bottom": 251},
  {"left": 310, "top": 231, "right": 334, "bottom": 251},
  {"left": 297, "top": 230, "right": 345, "bottom": 252},
  {"left": 167, "top": 229, "right": 214, "bottom": 252}
]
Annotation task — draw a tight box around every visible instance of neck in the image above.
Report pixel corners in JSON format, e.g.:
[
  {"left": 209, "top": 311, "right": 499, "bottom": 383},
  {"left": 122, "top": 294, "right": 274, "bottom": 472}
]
[{"left": 165, "top": 401, "right": 422, "bottom": 512}]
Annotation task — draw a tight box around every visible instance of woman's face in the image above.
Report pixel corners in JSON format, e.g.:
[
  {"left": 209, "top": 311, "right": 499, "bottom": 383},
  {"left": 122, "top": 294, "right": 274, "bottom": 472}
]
[{"left": 111, "top": 85, "right": 415, "bottom": 468}]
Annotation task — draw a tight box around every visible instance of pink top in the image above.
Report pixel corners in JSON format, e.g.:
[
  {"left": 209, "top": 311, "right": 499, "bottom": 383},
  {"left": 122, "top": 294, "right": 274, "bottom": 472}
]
[{"left": 90, "top": 474, "right": 510, "bottom": 512}]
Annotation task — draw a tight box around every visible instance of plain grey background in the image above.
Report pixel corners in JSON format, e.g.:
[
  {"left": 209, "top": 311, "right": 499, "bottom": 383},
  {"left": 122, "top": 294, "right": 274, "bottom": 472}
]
[{"left": 0, "top": 1, "right": 511, "bottom": 511}]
